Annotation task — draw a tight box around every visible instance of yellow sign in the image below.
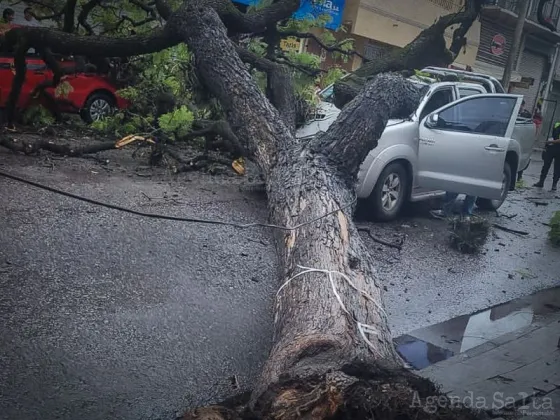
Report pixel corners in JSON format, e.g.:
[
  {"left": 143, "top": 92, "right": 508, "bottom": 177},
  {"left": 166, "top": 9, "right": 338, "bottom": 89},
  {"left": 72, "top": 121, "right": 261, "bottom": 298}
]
[{"left": 280, "top": 37, "right": 301, "bottom": 53}]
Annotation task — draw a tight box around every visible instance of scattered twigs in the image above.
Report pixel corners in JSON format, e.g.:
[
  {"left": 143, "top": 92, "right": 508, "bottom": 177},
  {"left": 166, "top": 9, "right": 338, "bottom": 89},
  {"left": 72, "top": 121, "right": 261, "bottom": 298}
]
[
  {"left": 163, "top": 147, "right": 232, "bottom": 173},
  {"left": 495, "top": 211, "right": 518, "bottom": 219},
  {"left": 357, "top": 226, "right": 404, "bottom": 250},
  {"left": 492, "top": 224, "right": 529, "bottom": 236}
]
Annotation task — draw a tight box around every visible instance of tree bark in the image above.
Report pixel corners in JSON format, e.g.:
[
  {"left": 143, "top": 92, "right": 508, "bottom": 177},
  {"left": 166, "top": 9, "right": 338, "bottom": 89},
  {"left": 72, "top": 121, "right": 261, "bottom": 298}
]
[
  {"left": 178, "top": 7, "right": 486, "bottom": 420},
  {"left": 3, "top": 1, "right": 491, "bottom": 417}
]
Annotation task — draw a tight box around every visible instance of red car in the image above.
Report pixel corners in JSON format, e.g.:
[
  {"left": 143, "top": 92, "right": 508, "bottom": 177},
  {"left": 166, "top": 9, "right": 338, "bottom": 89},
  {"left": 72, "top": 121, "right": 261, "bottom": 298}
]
[{"left": 0, "top": 32, "right": 128, "bottom": 123}]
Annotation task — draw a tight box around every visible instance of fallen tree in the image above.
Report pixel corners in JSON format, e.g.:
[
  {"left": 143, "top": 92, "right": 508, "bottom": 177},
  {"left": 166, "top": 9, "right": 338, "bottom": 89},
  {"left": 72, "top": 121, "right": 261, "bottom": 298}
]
[{"left": 0, "top": 0, "right": 513, "bottom": 418}]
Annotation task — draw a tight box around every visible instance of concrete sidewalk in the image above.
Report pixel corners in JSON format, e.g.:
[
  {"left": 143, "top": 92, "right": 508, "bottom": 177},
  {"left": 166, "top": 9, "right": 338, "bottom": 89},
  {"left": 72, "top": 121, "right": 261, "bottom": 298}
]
[{"left": 419, "top": 312, "right": 560, "bottom": 419}]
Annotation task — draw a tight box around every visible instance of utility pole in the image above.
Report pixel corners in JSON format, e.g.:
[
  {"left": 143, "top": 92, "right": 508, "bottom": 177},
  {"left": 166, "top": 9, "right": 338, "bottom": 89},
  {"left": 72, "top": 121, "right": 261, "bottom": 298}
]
[{"left": 502, "top": 0, "right": 531, "bottom": 91}]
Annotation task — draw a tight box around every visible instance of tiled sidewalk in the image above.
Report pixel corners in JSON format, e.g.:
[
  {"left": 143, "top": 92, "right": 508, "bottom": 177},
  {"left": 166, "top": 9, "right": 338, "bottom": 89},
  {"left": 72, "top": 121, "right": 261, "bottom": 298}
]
[{"left": 419, "top": 312, "right": 560, "bottom": 418}]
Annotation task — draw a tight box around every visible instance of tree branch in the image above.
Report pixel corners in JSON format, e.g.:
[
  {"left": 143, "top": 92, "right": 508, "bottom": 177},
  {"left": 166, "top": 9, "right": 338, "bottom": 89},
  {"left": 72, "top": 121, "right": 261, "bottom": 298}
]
[
  {"left": 0, "top": 135, "right": 117, "bottom": 156},
  {"left": 181, "top": 119, "right": 246, "bottom": 156},
  {"left": 333, "top": 0, "right": 483, "bottom": 108},
  {"left": 177, "top": 6, "right": 294, "bottom": 175},
  {"left": 154, "top": 0, "right": 172, "bottom": 20},
  {"left": 312, "top": 75, "right": 421, "bottom": 178},
  {"left": 172, "top": 0, "right": 301, "bottom": 34},
  {"left": 448, "top": 0, "right": 484, "bottom": 55},
  {"left": 280, "top": 30, "right": 368, "bottom": 61},
  {"left": 5, "top": 42, "right": 28, "bottom": 127},
  {"left": 236, "top": 46, "right": 296, "bottom": 131},
  {"left": 77, "top": 0, "right": 103, "bottom": 34},
  {"left": 104, "top": 15, "right": 157, "bottom": 34},
  {"left": 24, "top": 0, "right": 58, "bottom": 14},
  {"left": 274, "top": 53, "right": 324, "bottom": 77},
  {"left": 3, "top": 25, "right": 179, "bottom": 57},
  {"left": 63, "top": 0, "right": 78, "bottom": 33},
  {"left": 128, "top": 0, "right": 157, "bottom": 16}
]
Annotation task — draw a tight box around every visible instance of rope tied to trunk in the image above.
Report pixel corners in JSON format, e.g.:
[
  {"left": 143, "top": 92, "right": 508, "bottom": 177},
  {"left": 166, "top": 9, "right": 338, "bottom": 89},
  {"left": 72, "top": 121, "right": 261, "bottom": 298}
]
[{"left": 277, "top": 265, "right": 388, "bottom": 357}]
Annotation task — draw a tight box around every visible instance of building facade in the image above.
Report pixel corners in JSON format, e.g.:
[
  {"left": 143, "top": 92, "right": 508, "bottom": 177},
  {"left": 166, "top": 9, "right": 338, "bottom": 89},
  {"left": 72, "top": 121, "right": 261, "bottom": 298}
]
[
  {"left": 480, "top": 0, "right": 560, "bottom": 147},
  {"left": 299, "top": 0, "right": 481, "bottom": 72}
]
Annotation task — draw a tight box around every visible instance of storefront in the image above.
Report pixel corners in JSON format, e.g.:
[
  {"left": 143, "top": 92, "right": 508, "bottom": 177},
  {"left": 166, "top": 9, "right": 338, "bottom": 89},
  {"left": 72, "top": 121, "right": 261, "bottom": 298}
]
[{"left": 474, "top": 17, "right": 522, "bottom": 85}]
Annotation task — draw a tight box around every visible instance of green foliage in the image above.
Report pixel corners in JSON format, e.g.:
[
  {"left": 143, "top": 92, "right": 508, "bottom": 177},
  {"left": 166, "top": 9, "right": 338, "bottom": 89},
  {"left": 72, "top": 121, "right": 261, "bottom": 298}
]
[
  {"left": 158, "top": 106, "right": 194, "bottom": 138},
  {"left": 87, "top": 0, "right": 352, "bottom": 139},
  {"left": 321, "top": 67, "right": 346, "bottom": 89},
  {"left": 22, "top": 105, "right": 55, "bottom": 127},
  {"left": 91, "top": 43, "right": 197, "bottom": 140},
  {"left": 549, "top": 211, "right": 560, "bottom": 246},
  {"left": 413, "top": 69, "right": 436, "bottom": 84}
]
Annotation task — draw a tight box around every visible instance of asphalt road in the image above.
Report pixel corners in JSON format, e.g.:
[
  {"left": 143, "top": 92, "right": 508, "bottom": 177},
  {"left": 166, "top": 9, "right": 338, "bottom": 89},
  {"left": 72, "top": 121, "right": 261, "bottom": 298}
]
[{"left": 0, "top": 149, "right": 558, "bottom": 420}]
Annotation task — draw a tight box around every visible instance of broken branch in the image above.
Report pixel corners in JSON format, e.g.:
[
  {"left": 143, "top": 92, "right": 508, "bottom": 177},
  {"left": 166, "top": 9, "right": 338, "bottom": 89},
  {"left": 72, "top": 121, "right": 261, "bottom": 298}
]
[
  {"left": 492, "top": 224, "right": 529, "bottom": 236},
  {"left": 280, "top": 30, "right": 368, "bottom": 62},
  {"left": 357, "top": 226, "right": 403, "bottom": 250},
  {"left": 0, "top": 136, "right": 117, "bottom": 156}
]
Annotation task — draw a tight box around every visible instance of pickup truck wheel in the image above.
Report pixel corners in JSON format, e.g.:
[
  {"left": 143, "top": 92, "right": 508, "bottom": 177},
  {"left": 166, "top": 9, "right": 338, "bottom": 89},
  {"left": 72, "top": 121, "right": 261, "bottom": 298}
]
[
  {"left": 476, "top": 162, "right": 512, "bottom": 211},
  {"left": 367, "top": 162, "right": 409, "bottom": 222},
  {"left": 80, "top": 92, "right": 114, "bottom": 124}
]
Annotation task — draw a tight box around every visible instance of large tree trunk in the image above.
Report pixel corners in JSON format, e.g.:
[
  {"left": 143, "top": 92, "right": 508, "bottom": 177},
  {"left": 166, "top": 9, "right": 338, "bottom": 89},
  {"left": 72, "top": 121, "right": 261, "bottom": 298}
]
[
  {"left": 0, "top": 1, "right": 490, "bottom": 417},
  {"left": 179, "top": 7, "right": 485, "bottom": 420}
]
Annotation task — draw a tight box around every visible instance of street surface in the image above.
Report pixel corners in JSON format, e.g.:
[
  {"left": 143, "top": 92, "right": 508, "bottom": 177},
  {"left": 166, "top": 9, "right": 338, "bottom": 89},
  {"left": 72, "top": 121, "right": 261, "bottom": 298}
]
[{"left": 1, "top": 144, "right": 558, "bottom": 420}]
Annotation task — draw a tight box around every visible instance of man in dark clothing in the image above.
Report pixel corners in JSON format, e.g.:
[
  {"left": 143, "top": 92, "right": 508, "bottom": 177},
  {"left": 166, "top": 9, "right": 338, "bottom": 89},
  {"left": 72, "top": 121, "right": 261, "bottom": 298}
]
[{"left": 534, "top": 121, "right": 560, "bottom": 191}]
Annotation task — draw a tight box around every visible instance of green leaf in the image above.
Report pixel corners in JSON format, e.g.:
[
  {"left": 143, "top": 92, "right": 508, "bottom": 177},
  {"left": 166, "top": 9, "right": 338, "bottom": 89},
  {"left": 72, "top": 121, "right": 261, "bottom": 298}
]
[{"left": 158, "top": 105, "right": 194, "bottom": 139}]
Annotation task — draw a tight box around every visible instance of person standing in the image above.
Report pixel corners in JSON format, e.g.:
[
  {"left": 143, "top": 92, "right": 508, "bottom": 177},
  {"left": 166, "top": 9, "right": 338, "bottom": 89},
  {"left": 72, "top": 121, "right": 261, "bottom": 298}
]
[
  {"left": 22, "top": 7, "right": 40, "bottom": 26},
  {"left": 2, "top": 8, "right": 14, "bottom": 23},
  {"left": 534, "top": 121, "right": 560, "bottom": 191}
]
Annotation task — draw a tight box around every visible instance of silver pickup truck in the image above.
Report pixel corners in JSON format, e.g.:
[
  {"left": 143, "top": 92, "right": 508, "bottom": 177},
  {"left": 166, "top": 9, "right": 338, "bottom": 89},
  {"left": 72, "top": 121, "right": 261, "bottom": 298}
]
[{"left": 296, "top": 68, "right": 537, "bottom": 221}]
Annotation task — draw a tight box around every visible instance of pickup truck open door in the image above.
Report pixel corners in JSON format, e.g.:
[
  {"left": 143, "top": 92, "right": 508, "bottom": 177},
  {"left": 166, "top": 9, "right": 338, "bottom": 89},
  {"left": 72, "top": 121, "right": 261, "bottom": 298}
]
[{"left": 417, "top": 94, "right": 523, "bottom": 200}]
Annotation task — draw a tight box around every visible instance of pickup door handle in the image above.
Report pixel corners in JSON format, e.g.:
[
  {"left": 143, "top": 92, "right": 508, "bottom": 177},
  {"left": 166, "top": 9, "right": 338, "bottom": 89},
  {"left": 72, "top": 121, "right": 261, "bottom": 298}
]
[
  {"left": 34, "top": 71, "right": 44, "bottom": 74},
  {"left": 485, "top": 144, "right": 505, "bottom": 152}
]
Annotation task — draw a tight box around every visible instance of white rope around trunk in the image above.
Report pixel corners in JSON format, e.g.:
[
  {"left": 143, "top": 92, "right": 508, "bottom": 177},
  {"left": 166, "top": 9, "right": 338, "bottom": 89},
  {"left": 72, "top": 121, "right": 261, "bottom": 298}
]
[{"left": 277, "top": 264, "right": 388, "bottom": 357}]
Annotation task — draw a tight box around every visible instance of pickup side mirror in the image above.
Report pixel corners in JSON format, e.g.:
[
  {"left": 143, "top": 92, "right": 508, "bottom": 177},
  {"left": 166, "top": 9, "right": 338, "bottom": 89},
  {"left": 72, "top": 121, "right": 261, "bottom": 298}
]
[{"left": 425, "top": 113, "right": 439, "bottom": 128}]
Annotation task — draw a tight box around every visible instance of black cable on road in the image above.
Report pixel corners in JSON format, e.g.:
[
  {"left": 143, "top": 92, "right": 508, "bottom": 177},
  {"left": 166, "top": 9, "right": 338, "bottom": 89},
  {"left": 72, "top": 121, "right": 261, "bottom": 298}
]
[{"left": 0, "top": 169, "right": 355, "bottom": 231}]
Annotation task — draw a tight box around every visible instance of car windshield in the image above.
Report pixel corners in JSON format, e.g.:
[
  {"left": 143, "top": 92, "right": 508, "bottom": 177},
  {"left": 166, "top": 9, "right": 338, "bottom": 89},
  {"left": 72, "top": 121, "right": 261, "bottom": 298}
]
[{"left": 319, "top": 86, "right": 334, "bottom": 102}]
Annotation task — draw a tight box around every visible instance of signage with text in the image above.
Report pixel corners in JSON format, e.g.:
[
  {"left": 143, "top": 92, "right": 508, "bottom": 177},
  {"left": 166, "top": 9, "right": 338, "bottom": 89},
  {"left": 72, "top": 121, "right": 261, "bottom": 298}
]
[
  {"left": 280, "top": 37, "right": 302, "bottom": 52},
  {"left": 234, "top": 0, "right": 346, "bottom": 30}
]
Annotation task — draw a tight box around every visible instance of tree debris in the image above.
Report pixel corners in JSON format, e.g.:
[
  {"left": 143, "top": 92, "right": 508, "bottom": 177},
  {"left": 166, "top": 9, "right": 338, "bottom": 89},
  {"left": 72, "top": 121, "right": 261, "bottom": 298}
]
[
  {"left": 357, "top": 226, "right": 404, "bottom": 250},
  {"left": 449, "top": 216, "right": 490, "bottom": 254},
  {"left": 492, "top": 224, "right": 530, "bottom": 236}
]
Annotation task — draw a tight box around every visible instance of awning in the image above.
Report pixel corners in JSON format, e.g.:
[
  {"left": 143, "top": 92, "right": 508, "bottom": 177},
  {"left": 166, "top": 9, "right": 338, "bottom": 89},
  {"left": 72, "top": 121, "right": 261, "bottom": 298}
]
[{"left": 472, "top": 60, "right": 522, "bottom": 83}]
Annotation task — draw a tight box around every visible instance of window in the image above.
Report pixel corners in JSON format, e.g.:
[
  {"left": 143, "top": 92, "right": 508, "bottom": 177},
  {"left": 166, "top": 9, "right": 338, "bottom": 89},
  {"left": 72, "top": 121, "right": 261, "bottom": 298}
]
[
  {"left": 419, "top": 88, "right": 454, "bottom": 121},
  {"left": 458, "top": 87, "right": 483, "bottom": 98},
  {"left": 435, "top": 96, "right": 516, "bottom": 137},
  {"left": 319, "top": 86, "right": 333, "bottom": 103}
]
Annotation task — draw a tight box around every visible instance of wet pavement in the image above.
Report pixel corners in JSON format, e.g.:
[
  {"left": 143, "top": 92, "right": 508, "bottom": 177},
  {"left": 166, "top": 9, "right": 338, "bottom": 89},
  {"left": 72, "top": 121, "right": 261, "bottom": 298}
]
[
  {"left": 0, "top": 147, "right": 559, "bottom": 420},
  {"left": 395, "top": 286, "right": 560, "bottom": 370},
  {"left": 359, "top": 152, "right": 560, "bottom": 336}
]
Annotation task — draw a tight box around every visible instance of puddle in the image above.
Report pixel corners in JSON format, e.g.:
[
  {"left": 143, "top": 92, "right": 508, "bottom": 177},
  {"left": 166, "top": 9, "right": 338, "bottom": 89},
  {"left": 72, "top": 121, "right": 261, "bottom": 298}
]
[
  {"left": 394, "top": 335, "right": 454, "bottom": 369},
  {"left": 393, "top": 286, "right": 560, "bottom": 370}
]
